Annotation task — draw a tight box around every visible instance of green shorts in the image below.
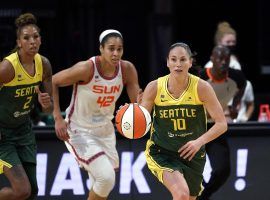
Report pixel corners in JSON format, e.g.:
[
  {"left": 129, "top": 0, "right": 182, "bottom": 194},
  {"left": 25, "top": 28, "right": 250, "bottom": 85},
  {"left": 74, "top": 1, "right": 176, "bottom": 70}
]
[
  {"left": 145, "top": 140, "right": 206, "bottom": 196},
  {"left": 0, "top": 122, "right": 37, "bottom": 174}
]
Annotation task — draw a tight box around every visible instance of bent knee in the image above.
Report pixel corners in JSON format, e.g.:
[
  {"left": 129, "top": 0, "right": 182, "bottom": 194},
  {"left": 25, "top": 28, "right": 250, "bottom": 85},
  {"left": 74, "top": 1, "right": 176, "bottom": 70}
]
[
  {"left": 174, "top": 191, "right": 190, "bottom": 200},
  {"left": 93, "top": 171, "right": 115, "bottom": 197},
  {"left": 170, "top": 184, "right": 190, "bottom": 200}
]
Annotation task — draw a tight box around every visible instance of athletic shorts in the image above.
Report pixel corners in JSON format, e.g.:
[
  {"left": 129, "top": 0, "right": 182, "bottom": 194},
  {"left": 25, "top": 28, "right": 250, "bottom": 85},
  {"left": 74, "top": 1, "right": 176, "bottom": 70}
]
[
  {"left": 145, "top": 140, "right": 206, "bottom": 196},
  {"left": 65, "top": 121, "right": 119, "bottom": 169},
  {"left": 0, "top": 122, "right": 36, "bottom": 174}
]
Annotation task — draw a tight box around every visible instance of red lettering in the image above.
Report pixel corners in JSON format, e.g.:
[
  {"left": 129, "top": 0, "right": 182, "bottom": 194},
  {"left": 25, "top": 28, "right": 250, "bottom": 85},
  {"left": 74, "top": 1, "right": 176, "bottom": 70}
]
[
  {"left": 92, "top": 85, "right": 103, "bottom": 93},
  {"left": 93, "top": 85, "right": 121, "bottom": 94},
  {"left": 104, "top": 86, "right": 113, "bottom": 94},
  {"left": 113, "top": 85, "right": 120, "bottom": 93},
  {"left": 97, "top": 96, "right": 115, "bottom": 107}
]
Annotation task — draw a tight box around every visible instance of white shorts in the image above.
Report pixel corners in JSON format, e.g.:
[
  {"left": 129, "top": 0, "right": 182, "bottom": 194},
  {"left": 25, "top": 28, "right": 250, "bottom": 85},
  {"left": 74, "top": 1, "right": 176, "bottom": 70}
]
[{"left": 65, "top": 121, "right": 119, "bottom": 169}]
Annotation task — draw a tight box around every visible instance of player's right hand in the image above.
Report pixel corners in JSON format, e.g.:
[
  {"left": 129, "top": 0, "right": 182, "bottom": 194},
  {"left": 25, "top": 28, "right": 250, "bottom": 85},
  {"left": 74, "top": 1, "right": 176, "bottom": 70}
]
[{"left": 55, "top": 118, "right": 70, "bottom": 141}]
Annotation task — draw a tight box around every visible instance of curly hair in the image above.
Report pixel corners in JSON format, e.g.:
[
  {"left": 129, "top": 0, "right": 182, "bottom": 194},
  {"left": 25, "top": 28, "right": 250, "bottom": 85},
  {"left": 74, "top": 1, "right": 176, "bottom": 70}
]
[{"left": 15, "top": 13, "right": 40, "bottom": 38}]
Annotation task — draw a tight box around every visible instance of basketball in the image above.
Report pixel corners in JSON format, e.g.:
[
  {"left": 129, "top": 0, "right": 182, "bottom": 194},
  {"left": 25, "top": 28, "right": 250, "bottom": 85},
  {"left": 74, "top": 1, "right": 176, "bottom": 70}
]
[{"left": 115, "top": 103, "right": 151, "bottom": 139}]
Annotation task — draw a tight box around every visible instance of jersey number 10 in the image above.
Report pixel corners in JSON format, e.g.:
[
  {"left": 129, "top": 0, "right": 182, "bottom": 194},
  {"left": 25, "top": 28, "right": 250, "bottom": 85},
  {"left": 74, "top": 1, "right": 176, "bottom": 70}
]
[{"left": 171, "top": 118, "right": 186, "bottom": 131}]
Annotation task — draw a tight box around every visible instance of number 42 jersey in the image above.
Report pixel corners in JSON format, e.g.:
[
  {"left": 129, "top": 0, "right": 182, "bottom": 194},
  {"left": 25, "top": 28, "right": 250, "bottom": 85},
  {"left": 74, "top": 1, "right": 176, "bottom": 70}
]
[{"left": 66, "top": 56, "right": 124, "bottom": 128}]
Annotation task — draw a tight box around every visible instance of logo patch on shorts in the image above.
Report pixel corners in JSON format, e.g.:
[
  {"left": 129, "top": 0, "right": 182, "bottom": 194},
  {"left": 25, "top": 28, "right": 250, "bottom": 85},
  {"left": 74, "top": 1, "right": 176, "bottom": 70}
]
[{"left": 200, "top": 152, "right": 206, "bottom": 158}]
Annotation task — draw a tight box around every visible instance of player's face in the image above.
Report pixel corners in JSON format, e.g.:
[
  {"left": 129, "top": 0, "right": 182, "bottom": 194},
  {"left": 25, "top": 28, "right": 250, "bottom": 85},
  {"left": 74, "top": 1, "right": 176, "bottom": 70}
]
[
  {"left": 17, "top": 25, "right": 41, "bottom": 56},
  {"left": 167, "top": 46, "right": 192, "bottom": 75},
  {"left": 100, "top": 37, "right": 123, "bottom": 66}
]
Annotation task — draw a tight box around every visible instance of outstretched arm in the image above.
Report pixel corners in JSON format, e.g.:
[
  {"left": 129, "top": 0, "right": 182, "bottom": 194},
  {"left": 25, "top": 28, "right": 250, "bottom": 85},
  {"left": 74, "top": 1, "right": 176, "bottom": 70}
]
[{"left": 52, "top": 60, "right": 93, "bottom": 140}]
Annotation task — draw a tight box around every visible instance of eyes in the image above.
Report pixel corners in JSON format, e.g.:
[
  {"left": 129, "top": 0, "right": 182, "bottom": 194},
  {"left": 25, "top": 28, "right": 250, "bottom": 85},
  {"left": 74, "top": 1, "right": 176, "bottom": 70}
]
[
  {"left": 169, "top": 56, "right": 188, "bottom": 63},
  {"left": 108, "top": 47, "right": 123, "bottom": 52},
  {"left": 105, "top": 46, "right": 123, "bottom": 54},
  {"left": 22, "top": 33, "right": 40, "bottom": 41}
]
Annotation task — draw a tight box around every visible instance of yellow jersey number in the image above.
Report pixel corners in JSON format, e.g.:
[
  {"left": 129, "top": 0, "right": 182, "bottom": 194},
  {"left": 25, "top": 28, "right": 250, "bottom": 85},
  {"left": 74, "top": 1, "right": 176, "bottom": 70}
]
[
  {"left": 171, "top": 119, "right": 186, "bottom": 131},
  {"left": 23, "top": 96, "right": 32, "bottom": 109}
]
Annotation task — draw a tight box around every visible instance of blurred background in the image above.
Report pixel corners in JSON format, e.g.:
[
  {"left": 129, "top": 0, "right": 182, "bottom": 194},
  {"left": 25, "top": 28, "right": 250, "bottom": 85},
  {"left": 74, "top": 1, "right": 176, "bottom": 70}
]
[
  {"left": 1, "top": 0, "right": 270, "bottom": 199},
  {"left": 1, "top": 0, "right": 269, "bottom": 118}
]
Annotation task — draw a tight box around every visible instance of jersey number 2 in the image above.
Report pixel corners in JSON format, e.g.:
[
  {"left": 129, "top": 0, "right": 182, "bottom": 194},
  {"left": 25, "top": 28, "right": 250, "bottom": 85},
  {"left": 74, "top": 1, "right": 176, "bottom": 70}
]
[{"left": 23, "top": 96, "right": 32, "bottom": 109}]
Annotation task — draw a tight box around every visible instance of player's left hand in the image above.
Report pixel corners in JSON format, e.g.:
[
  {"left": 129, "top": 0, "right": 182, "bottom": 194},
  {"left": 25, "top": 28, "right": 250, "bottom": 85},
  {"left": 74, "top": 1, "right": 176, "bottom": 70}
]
[
  {"left": 178, "top": 139, "right": 203, "bottom": 161},
  {"left": 35, "top": 86, "right": 52, "bottom": 109}
]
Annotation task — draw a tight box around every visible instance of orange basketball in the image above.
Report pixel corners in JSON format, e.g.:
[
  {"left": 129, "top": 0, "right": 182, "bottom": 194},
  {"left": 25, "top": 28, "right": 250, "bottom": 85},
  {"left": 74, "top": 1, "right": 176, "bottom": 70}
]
[{"left": 115, "top": 103, "right": 151, "bottom": 139}]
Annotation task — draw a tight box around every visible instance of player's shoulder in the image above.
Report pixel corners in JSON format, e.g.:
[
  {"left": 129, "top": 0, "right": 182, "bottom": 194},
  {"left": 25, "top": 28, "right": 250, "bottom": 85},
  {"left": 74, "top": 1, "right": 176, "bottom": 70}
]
[
  {"left": 0, "top": 58, "right": 15, "bottom": 84},
  {"left": 121, "top": 59, "right": 138, "bottom": 79},
  {"left": 121, "top": 59, "right": 135, "bottom": 69},
  {"left": 40, "top": 55, "right": 51, "bottom": 66},
  {"left": 0, "top": 58, "right": 13, "bottom": 68},
  {"left": 198, "top": 78, "right": 211, "bottom": 91},
  {"left": 144, "top": 79, "right": 158, "bottom": 100},
  {"left": 197, "top": 78, "right": 216, "bottom": 102},
  {"left": 75, "top": 60, "right": 94, "bottom": 76},
  {"left": 147, "top": 79, "right": 158, "bottom": 88},
  {"left": 157, "top": 74, "right": 169, "bottom": 81}
]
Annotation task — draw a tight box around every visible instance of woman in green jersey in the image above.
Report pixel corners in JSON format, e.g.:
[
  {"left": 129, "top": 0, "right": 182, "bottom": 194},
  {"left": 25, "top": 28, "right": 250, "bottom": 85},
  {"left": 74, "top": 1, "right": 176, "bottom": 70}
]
[
  {"left": 141, "top": 43, "right": 227, "bottom": 200},
  {"left": 0, "top": 13, "right": 53, "bottom": 199}
]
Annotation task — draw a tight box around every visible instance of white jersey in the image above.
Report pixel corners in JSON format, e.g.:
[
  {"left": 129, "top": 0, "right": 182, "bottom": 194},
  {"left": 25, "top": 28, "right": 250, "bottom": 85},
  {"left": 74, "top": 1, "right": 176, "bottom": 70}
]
[
  {"left": 236, "top": 80, "right": 254, "bottom": 122},
  {"left": 66, "top": 56, "right": 124, "bottom": 128}
]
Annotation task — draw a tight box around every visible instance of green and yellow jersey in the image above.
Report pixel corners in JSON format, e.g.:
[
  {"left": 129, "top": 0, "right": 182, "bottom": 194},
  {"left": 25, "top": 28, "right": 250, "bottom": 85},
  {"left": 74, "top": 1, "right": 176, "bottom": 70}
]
[
  {"left": 0, "top": 52, "right": 43, "bottom": 128},
  {"left": 150, "top": 74, "right": 207, "bottom": 154}
]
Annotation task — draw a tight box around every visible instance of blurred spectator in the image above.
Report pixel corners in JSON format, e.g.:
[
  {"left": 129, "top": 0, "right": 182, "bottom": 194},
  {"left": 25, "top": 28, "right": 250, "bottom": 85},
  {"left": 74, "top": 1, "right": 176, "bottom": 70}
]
[
  {"left": 205, "top": 22, "right": 254, "bottom": 122},
  {"left": 205, "top": 21, "right": 241, "bottom": 70},
  {"left": 204, "top": 21, "right": 255, "bottom": 123},
  {"left": 198, "top": 45, "right": 246, "bottom": 200},
  {"left": 233, "top": 80, "right": 255, "bottom": 122}
]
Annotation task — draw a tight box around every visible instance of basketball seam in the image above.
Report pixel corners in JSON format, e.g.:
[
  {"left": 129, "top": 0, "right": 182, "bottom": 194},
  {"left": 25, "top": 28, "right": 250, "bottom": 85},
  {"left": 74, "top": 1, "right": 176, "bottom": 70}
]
[
  {"left": 135, "top": 104, "right": 147, "bottom": 139},
  {"left": 141, "top": 106, "right": 147, "bottom": 137},
  {"left": 133, "top": 103, "right": 135, "bottom": 139},
  {"left": 120, "top": 104, "right": 129, "bottom": 137}
]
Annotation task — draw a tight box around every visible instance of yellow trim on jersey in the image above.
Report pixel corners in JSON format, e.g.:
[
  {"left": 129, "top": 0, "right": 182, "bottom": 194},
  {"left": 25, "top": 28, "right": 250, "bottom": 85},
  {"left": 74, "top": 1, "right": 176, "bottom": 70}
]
[
  {"left": 4, "top": 52, "right": 43, "bottom": 86},
  {"left": 0, "top": 159, "right": 12, "bottom": 174},
  {"left": 145, "top": 140, "right": 173, "bottom": 183},
  {"left": 198, "top": 183, "right": 204, "bottom": 197},
  {"left": 154, "top": 73, "right": 203, "bottom": 106},
  {"left": 164, "top": 75, "right": 191, "bottom": 101}
]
